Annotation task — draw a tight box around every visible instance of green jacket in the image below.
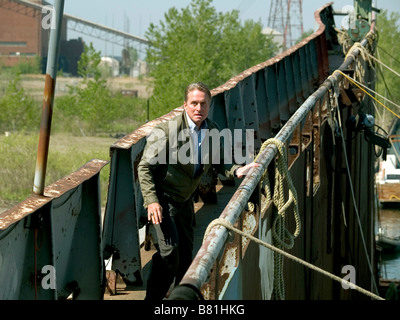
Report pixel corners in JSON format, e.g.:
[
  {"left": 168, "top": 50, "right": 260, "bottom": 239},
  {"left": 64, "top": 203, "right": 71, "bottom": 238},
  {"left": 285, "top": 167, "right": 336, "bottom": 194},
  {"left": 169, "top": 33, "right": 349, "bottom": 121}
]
[{"left": 138, "top": 111, "right": 241, "bottom": 208}]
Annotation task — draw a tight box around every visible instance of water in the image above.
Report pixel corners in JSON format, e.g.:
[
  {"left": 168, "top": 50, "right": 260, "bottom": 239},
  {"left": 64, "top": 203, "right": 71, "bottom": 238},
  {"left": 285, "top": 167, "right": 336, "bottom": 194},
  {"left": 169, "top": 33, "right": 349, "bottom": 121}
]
[{"left": 377, "top": 205, "right": 400, "bottom": 281}]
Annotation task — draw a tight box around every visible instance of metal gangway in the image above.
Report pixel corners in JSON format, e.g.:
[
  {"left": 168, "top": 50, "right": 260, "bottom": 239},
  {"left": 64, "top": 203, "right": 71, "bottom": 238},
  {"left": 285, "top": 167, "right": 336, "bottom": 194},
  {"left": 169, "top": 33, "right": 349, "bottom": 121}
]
[{"left": 0, "top": 1, "right": 385, "bottom": 300}]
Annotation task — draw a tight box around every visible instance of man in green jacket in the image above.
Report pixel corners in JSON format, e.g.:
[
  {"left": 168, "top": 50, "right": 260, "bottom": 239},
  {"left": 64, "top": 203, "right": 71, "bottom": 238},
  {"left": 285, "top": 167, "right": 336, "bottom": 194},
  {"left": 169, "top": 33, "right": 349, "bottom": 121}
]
[{"left": 138, "top": 82, "right": 258, "bottom": 301}]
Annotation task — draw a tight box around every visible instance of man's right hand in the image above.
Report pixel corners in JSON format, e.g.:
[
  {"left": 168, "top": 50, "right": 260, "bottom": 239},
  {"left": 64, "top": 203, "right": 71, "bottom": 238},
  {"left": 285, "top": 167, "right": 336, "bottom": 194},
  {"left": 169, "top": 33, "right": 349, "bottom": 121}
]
[{"left": 147, "top": 202, "right": 163, "bottom": 224}]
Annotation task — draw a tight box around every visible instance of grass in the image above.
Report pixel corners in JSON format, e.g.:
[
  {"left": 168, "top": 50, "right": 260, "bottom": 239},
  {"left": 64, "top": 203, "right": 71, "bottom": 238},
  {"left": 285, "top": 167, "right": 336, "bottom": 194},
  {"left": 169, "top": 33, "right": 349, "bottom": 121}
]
[
  {"left": 0, "top": 132, "right": 116, "bottom": 210},
  {"left": 0, "top": 133, "right": 37, "bottom": 207}
]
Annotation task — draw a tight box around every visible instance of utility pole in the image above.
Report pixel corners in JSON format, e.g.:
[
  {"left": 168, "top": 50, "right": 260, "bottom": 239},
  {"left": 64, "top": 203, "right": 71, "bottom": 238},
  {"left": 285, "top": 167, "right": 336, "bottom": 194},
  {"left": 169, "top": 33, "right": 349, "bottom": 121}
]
[{"left": 267, "top": 0, "right": 304, "bottom": 51}]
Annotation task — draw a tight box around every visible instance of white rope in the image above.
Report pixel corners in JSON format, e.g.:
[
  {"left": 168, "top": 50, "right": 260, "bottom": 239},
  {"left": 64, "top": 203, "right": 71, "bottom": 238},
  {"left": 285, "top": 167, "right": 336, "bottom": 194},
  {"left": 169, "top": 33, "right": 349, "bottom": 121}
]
[{"left": 369, "top": 48, "right": 400, "bottom": 78}]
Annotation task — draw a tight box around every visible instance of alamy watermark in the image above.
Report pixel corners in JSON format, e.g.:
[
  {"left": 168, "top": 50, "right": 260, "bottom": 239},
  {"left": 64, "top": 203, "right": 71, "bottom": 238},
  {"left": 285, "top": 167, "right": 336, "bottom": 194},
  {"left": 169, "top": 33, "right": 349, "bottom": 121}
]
[
  {"left": 41, "top": 265, "right": 56, "bottom": 290},
  {"left": 41, "top": 5, "right": 56, "bottom": 30},
  {"left": 144, "top": 121, "right": 255, "bottom": 166},
  {"left": 341, "top": 265, "right": 356, "bottom": 289}
]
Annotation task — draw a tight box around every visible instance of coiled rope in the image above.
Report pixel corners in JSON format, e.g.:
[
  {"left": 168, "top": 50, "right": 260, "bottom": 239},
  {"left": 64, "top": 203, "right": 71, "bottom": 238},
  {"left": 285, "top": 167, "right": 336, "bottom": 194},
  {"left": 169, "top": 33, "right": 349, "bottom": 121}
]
[
  {"left": 254, "top": 138, "right": 301, "bottom": 250},
  {"left": 257, "top": 138, "right": 301, "bottom": 299}
]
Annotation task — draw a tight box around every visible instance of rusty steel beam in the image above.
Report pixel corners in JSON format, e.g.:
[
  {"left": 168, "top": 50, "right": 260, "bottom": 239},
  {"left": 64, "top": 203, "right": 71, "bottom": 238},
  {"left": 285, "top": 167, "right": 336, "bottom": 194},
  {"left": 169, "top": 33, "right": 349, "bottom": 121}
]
[
  {"left": 33, "top": 0, "right": 64, "bottom": 195},
  {"left": 177, "top": 15, "right": 377, "bottom": 295}
]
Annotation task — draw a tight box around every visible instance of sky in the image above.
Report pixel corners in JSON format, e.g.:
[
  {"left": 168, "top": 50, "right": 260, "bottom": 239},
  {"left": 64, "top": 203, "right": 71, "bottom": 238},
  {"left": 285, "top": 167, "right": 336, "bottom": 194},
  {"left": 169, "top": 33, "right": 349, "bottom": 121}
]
[{"left": 45, "top": 0, "right": 400, "bottom": 57}]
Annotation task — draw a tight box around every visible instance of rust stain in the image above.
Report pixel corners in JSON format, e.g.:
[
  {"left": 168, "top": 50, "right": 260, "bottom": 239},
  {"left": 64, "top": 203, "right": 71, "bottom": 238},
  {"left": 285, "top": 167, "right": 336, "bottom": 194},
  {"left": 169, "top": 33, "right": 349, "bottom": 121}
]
[
  {"left": 201, "top": 285, "right": 212, "bottom": 300},
  {"left": 43, "top": 73, "right": 56, "bottom": 103},
  {"left": 218, "top": 243, "right": 239, "bottom": 296},
  {"left": 44, "top": 159, "right": 108, "bottom": 198},
  {"left": 111, "top": 107, "right": 184, "bottom": 150},
  {"left": 219, "top": 246, "right": 237, "bottom": 277},
  {"left": 241, "top": 210, "right": 257, "bottom": 252},
  {"left": 34, "top": 74, "right": 56, "bottom": 194},
  {"left": 0, "top": 195, "right": 51, "bottom": 230}
]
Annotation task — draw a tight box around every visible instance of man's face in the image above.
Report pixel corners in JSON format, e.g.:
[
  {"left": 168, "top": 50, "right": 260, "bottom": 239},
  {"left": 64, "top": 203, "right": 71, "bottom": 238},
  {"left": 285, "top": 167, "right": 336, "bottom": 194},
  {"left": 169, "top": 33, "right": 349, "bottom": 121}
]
[{"left": 184, "top": 89, "right": 210, "bottom": 127}]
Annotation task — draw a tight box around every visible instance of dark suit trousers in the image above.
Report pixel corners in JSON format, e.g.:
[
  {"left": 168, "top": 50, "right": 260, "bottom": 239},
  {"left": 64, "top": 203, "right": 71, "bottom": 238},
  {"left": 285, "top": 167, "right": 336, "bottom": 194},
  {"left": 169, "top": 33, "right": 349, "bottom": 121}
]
[{"left": 145, "top": 193, "right": 194, "bottom": 301}]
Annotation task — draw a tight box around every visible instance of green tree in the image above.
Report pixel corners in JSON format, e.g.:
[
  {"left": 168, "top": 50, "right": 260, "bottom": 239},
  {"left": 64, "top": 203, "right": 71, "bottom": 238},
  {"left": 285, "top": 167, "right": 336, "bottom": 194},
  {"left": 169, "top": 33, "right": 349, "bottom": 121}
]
[
  {"left": 145, "top": 0, "right": 278, "bottom": 118},
  {"left": 77, "top": 42, "right": 102, "bottom": 81},
  {"left": 375, "top": 10, "right": 400, "bottom": 130},
  {"left": 62, "top": 43, "right": 116, "bottom": 135},
  {"left": 0, "top": 73, "right": 39, "bottom": 133}
]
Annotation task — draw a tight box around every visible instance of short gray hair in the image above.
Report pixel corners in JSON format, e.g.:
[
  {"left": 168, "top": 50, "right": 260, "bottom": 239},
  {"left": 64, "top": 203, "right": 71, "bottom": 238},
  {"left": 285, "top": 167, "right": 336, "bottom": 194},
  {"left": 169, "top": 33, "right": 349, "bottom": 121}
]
[{"left": 184, "top": 82, "right": 211, "bottom": 102}]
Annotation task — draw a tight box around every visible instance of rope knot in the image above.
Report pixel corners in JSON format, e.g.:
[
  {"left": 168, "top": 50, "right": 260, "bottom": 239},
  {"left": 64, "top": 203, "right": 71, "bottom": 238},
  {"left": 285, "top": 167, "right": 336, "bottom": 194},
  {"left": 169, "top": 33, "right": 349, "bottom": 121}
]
[{"left": 203, "top": 218, "right": 234, "bottom": 242}]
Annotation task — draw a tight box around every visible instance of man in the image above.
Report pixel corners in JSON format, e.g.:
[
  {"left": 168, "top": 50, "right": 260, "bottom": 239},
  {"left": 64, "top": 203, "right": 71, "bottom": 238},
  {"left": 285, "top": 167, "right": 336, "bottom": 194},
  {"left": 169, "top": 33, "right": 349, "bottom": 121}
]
[{"left": 138, "top": 82, "right": 258, "bottom": 301}]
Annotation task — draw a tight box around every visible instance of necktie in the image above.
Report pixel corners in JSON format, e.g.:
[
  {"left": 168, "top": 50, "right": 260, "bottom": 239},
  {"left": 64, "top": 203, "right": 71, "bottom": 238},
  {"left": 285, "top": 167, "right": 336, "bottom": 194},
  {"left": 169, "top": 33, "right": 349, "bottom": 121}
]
[{"left": 194, "top": 129, "right": 202, "bottom": 177}]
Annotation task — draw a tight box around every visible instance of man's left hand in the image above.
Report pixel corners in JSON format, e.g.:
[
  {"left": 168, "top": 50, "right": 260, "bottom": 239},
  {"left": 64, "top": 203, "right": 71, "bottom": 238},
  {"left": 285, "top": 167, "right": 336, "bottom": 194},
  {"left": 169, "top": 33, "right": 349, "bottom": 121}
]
[{"left": 236, "top": 162, "right": 260, "bottom": 178}]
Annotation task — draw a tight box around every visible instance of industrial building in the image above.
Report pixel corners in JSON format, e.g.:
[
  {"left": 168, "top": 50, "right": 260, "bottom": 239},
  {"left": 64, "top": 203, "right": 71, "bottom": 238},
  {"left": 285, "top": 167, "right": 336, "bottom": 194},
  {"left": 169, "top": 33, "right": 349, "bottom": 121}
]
[{"left": 0, "top": 0, "right": 84, "bottom": 75}]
